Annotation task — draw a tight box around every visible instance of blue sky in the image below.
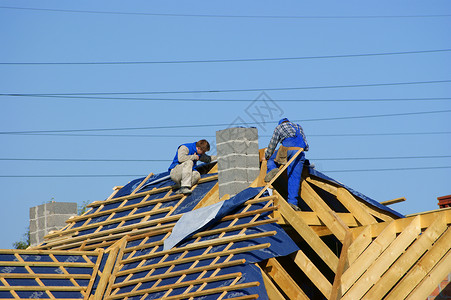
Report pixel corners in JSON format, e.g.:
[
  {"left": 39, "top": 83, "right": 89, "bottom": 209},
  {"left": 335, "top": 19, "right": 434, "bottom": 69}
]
[{"left": 1, "top": 1, "right": 450, "bottom": 248}]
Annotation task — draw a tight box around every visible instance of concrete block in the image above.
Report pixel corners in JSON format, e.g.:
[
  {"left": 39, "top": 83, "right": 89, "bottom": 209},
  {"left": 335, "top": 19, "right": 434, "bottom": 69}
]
[{"left": 46, "top": 214, "right": 72, "bottom": 228}]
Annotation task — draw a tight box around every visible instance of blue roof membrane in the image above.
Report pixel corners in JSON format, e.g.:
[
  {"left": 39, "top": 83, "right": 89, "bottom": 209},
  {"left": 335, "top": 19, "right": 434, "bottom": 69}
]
[{"left": 308, "top": 167, "right": 405, "bottom": 218}]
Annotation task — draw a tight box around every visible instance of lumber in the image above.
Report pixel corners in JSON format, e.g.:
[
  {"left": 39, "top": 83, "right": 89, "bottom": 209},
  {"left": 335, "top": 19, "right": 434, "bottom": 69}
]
[
  {"left": 363, "top": 213, "right": 448, "bottom": 299},
  {"left": 261, "top": 257, "right": 309, "bottom": 300},
  {"left": 258, "top": 263, "right": 287, "bottom": 300},
  {"left": 277, "top": 193, "right": 339, "bottom": 273},
  {"left": 291, "top": 250, "right": 332, "bottom": 298},
  {"left": 343, "top": 216, "right": 421, "bottom": 299},
  {"left": 330, "top": 231, "right": 352, "bottom": 300},
  {"left": 301, "top": 180, "right": 349, "bottom": 242},
  {"left": 337, "top": 187, "right": 377, "bottom": 226},
  {"left": 385, "top": 227, "right": 451, "bottom": 299},
  {"left": 380, "top": 197, "right": 406, "bottom": 206},
  {"left": 341, "top": 220, "right": 397, "bottom": 293}
]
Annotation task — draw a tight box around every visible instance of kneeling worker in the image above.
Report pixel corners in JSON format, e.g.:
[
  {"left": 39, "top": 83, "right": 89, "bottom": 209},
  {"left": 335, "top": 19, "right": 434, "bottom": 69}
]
[
  {"left": 168, "top": 139, "right": 216, "bottom": 195},
  {"left": 264, "top": 118, "right": 309, "bottom": 211}
]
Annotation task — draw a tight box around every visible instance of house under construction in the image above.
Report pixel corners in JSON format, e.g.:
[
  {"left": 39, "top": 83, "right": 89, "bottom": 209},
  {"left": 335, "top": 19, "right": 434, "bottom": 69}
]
[{"left": 1, "top": 127, "right": 450, "bottom": 299}]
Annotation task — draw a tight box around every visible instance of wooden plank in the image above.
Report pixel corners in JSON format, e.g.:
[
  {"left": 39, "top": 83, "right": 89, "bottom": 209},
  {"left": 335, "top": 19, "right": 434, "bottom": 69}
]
[
  {"left": 343, "top": 216, "right": 422, "bottom": 300},
  {"left": 93, "top": 238, "right": 125, "bottom": 300},
  {"left": 257, "top": 263, "right": 287, "bottom": 300},
  {"left": 121, "top": 231, "right": 276, "bottom": 264},
  {"left": 193, "top": 181, "right": 220, "bottom": 209},
  {"left": 260, "top": 258, "right": 309, "bottom": 300},
  {"left": 350, "top": 209, "right": 451, "bottom": 239},
  {"left": 337, "top": 187, "right": 377, "bottom": 226},
  {"left": 290, "top": 250, "right": 332, "bottom": 298},
  {"left": 255, "top": 148, "right": 303, "bottom": 199},
  {"left": 139, "top": 281, "right": 260, "bottom": 300},
  {"left": 406, "top": 250, "right": 451, "bottom": 299},
  {"left": 348, "top": 225, "right": 373, "bottom": 264},
  {"left": 108, "top": 273, "right": 242, "bottom": 300},
  {"left": 0, "top": 286, "right": 84, "bottom": 292},
  {"left": 306, "top": 176, "right": 338, "bottom": 196},
  {"left": 385, "top": 227, "right": 451, "bottom": 299},
  {"left": 330, "top": 231, "right": 352, "bottom": 300},
  {"left": 380, "top": 197, "right": 406, "bottom": 206},
  {"left": 301, "top": 180, "right": 349, "bottom": 242},
  {"left": 341, "top": 220, "right": 397, "bottom": 293},
  {"left": 364, "top": 213, "right": 448, "bottom": 299},
  {"left": 276, "top": 211, "right": 359, "bottom": 227},
  {"left": 130, "top": 172, "right": 154, "bottom": 195},
  {"left": 113, "top": 259, "right": 246, "bottom": 289},
  {"left": 116, "top": 243, "right": 271, "bottom": 277},
  {"left": 277, "top": 194, "right": 339, "bottom": 273}
]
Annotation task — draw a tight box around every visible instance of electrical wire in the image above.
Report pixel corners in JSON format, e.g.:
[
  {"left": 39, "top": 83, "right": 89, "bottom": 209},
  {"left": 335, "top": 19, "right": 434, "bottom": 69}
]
[
  {"left": 2, "top": 49, "right": 450, "bottom": 65},
  {"left": 3, "top": 94, "right": 451, "bottom": 102},
  {"left": 1, "top": 109, "right": 450, "bottom": 135},
  {"left": 0, "top": 155, "right": 449, "bottom": 162},
  {"left": 3, "top": 131, "right": 451, "bottom": 138},
  {"left": 4, "top": 80, "right": 451, "bottom": 96},
  {"left": 1, "top": 166, "right": 450, "bottom": 178},
  {"left": 1, "top": 6, "right": 451, "bottom": 19}
]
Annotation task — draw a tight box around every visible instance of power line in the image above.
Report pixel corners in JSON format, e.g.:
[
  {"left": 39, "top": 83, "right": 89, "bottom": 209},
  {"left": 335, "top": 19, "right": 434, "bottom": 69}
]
[
  {"left": 1, "top": 166, "right": 450, "bottom": 178},
  {"left": 1, "top": 6, "right": 450, "bottom": 19},
  {"left": 3, "top": 131, "right": 451, "bottom": 138},
  {"left": 1, "top": 109, "right": 450, "bottom": 135},
  {"left": 4, "top": 80, "right": 451, "bottom": 96},
  {"left": 3, "top": 94, "right": 451, "bottom": 102},
  {"left": 0, "top": 155, "right": 449, "bottom": 162},
  {"left": 2, "top": 49, "right": 451, "bottom": 65},
  {"left": 323, "top": 166, "right": 451, "bottom": 173}
]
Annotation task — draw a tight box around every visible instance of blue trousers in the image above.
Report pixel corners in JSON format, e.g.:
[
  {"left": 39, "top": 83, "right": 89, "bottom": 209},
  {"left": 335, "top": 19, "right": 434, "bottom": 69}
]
[{"left": 267, "top": 149, "right": 305, "bottom": 205}]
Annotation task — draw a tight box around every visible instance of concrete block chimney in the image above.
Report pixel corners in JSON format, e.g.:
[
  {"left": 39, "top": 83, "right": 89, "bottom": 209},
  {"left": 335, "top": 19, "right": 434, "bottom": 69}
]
[
  {"left": 216, "top": 127, "right": 260, "bottom": 198},
  {"left": 29, "top": 201, "right": 77, "bottom": 247}
]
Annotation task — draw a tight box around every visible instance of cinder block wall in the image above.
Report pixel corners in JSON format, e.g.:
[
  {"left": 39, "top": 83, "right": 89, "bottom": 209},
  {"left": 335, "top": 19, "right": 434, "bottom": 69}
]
[
  {"left": 216, "top": 127, "right": 260, "bottom": 198},
  {"left": 29, "top": 202, "right": 77, "bottom": 247}
]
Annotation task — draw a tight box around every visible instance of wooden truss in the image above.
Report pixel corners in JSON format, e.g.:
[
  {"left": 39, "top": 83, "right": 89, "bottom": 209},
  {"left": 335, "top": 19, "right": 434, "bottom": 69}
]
[{"left": 1, "top": 149, "right": 449, "bottom": 299}]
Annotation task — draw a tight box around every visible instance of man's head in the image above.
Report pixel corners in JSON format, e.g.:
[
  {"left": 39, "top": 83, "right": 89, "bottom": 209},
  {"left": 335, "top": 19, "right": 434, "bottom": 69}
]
[
  {"left": 196, "top": 139, "right": 210, "bottom": 155},
  {"left": 278, "top": 118, "right": 290, "bottom": 125}
]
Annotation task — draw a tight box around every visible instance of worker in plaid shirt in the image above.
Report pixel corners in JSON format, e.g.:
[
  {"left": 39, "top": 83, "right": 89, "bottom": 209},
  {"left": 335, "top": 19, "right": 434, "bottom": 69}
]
[{"left": 264, "top": 118, "right": 309, "bottom": 211}]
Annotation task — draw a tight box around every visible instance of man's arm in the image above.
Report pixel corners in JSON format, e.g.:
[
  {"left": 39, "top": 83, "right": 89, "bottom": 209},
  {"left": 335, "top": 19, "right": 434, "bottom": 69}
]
[
  {"left": 199, "top": 154, "right": 217, "bottom": 163},
  {"left": 265, "top": 127, "right": 281, "bottom": 160},
  {"left": 177, "top": 145, "right": 199, "bottom": 163}
]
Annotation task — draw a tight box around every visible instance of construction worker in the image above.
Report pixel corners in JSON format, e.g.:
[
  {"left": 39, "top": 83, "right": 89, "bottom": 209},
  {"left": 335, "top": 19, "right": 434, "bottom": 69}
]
[
  {"left": 168, "top": 139, "right": 216, "bottom": 195},
  {"left": 264, "top": 118, "right": 309, "bottom": 211}
]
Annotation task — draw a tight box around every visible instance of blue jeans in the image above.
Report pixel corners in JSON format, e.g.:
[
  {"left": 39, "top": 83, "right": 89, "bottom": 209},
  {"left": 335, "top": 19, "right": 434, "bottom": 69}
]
[{"left": 267, "top": 149, "right": 305, "bottom": 205}]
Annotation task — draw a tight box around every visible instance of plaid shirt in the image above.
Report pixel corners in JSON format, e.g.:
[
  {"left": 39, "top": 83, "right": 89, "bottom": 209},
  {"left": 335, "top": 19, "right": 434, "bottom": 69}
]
[{"left": 265, "top": 121, "right": 309, "bottom": 159}]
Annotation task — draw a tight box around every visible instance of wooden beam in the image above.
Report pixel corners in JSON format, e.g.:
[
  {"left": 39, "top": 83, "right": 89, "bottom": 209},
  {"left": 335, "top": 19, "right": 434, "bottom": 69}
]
[
  {"left": 290, "top": 250, "right": 332, "bottom": 298},
  {"left": 260, "top": 258, "right": 309, "bottom": 300},
  {"left": 380, "top": 197, "right": 406, "bottom": 206},
  {"left": 406, "top": 251, "right": 451, "bottom": 300},
  {"left": 301, "top": 181, "right": 349, "bottom": 242},
  {"left": 337, "top": 187, "right": 378, "bottom": 226},
  {"left": 341, "top": 220, "right": 397, "bottom": 293},
  {"left": 93, "top": 238, "right": 125, "bottom": 300},
  {"left": 385, "top": 226, "right": 451, "bottom": 299},
  {"left": 257, "top": 263, "right": 287, "bottom": 300},
  {"left": 347, "top": 225, "right": 373, "bottom": 264},
  {"left": 277, "top": 193, "right": 339, "bottom": 273},
  {"left": 330, "top": 231, "right": 352, "bottom": 300},
  {"left": 363, "top": 213, "right": 448, "bottom": 299},
  {"left": 306, "top": 176, "right": 338, "bottom": 196},
  {"left": 343, "top": 216, "right": 422, "bottom": 300}
]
